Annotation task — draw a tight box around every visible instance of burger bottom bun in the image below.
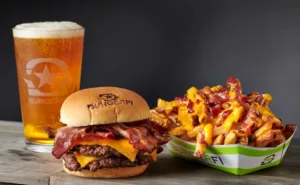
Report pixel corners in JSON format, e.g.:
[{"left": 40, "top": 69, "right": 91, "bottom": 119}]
[{"left": 62, "top": 161, "right": 148, "bottom": 178}]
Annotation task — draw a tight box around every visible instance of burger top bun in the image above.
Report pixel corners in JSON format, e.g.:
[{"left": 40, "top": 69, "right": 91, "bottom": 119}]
[{"left": 60, "top": 87, "right": 150, "bottom": 127}]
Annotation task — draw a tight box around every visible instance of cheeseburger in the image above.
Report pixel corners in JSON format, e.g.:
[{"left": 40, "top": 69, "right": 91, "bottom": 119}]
[{"left": 52, "top": 87, "right": 170, "bottom": 178}]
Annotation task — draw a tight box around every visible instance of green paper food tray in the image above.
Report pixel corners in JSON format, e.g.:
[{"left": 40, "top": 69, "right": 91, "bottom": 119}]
[{"left": 166, "top": 127, "right": 296, "bottom": 175}]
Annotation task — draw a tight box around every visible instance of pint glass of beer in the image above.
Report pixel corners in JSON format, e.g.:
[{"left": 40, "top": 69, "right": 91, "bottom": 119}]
[{"left": 12, "top": 21, "right": 84, "bottom": 152}]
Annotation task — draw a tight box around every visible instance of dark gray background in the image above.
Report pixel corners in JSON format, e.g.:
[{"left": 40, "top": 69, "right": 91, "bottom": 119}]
[{"left": 1, "top": 1, "right": 300, "bottom": 137}]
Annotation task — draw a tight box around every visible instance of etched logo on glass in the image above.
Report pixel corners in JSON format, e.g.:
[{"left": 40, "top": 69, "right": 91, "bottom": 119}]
[{"left": 23, "top": 58, "right": 72, "bottom": 97}]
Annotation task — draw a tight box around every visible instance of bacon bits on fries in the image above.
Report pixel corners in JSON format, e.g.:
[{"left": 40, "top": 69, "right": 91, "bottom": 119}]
[{"left": 151, "top": 76, "right": 296, "bottom": 158}]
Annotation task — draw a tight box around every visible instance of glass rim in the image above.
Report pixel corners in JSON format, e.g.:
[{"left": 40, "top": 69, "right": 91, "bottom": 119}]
[{"left": 12, "top": 27, "right": 85, "bottom": 32}]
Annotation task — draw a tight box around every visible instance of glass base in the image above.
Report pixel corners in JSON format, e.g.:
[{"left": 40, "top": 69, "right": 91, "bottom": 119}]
[{"left": 25, "top": 140, "right": 53, "bottom": 153}]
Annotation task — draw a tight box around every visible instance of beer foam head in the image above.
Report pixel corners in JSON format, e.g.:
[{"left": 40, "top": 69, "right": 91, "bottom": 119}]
[{"left": 13, "top": 21, "right": 84, "bottom": 38}]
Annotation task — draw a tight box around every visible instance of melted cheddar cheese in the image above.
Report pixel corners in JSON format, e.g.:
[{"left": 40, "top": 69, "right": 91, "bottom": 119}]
[
  {"left": 74, "top": 152, "right": 103, "bottom": 167},
  {"left": 221, "top": 101, "right": 244, "bottom": 131},
  {"left": 77, "top": 139, "right": 139, "bottom": 162},
  {"left": 177, "top": 106, "right": 194, "bottom": 131},
  {"left": 254, "top": 94, "right": 275, "bottom": 118},
  {"left": 203, "top": 123, "right": 213, "bottom": 146}
]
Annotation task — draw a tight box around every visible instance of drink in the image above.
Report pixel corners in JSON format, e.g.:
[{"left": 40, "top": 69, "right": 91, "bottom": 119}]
[{"left": 12, "top": 21, "right": 84, "bottom": 152}]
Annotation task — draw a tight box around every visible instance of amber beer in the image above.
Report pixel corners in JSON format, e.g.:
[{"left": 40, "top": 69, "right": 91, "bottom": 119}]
[{"left": 13, "top": 22, "right": 84, "bottom": 152}]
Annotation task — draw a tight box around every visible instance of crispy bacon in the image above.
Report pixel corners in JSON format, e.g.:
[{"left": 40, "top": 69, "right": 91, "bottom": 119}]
[
  {"left": 210, "top": 104, "right": 223, "bottom": 117},
  {"left": 52, "top": 127, "right": 87, "bottom": 159},
  {"left": 196, "top": 86, "right": 230, "bottom": 120},
  {"left": 187, "top": 100, "right": 194, "bottom": 113},
  {"left": 175, "top": 97, "right": 188, "bottom": 102},
  {"left": 226, "top": 76, "right": 242, "bottom": 94},
  {"left": 255, "top": 95, "right": 265, "bottom": 105},
  {"left": 232, "top": 104, "right": 257, "bottom": 135},
  {"left": 114, "top": 121, "right": 170, "bottom": 153},
  {"left": 246, "top": 92, "right": 265, "bottom": 105},
  {"left": 198, "top": 86, "right": 229, "bottom": 106},
  {"left": 114, "top": 121, "right": 170, "bottom": 151},
  {"left": 222, "top": 109, "right": 233, "bottom": 121},
  {"left": 206, "top": 93, "right": 229, "bottom": 105},
  {"left": 128, "top": 128, "right": 157, "bottom": 153},
  {"left": 145, "top": 121, "right": 171, "bottom": 144},
  {"left": 76, "top": 130, "right": 115, "bottom": 140},
  {"left": 198, "top": 86, "right": 212, "bottom": 95},
  {"left": 247, "top": 92, "right": 260, "bottom": 103},
  {"left": 234, "top": 93, "right": 250, "bottom": 112},
  {"left": 213, "top": 85, "right": 228, "bottom": 93},
  {"left": 52, "top": 120, "right": 170, "bottom": 159},
  {"left": 139, "top": 120, "right": 169, "bottom": 136},
  {"left": 216, "top": 109, "right": 233, "bottom": 127},
  {"left": 226, "top": 77, "right": 251, "bottom": 110},
  {"left": 207, "top": 94, "right": 221, "bottom": 105},
  {"left": 217, "top": 92, "right": 230, "bottom": 102}
]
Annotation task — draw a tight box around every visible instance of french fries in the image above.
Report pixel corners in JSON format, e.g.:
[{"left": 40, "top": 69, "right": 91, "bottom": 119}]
[
  {"left": 151, "top": 76, "right": 296, "bottom": 158},
  {"left": 203, "top": 124, "right": 213, "bottom": 146},
  {"left": 254, "top": 119, "right": 273, "bottom": 138},
  {"left": 224, "top": 131, "right": 237, "bottom": 145},
  {"left": 238, "top": 136, "right": 248, "bottom": 145},
  {"left": 194, "top": 130, "right": 206, "bottom": 158},
  {"left": 213, "top": 134, "right": 225, "bottom": 145}
]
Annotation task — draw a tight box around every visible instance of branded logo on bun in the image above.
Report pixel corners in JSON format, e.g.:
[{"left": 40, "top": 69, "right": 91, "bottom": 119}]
[
  {"left": 99, "top": 93, "right": 119, "bottom": 101},
  {"left": 52, "top": 87, "right": 170, "bottom": 178},
  {"left": 87, "top": 92, "right": 134, "bottom": 110}
]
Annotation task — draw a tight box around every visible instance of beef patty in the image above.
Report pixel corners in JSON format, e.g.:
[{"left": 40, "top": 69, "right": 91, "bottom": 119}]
[
  {"left": 72, "top": 144, "right": 163, "bottom": 158},
  {"left": 73, "top": 145, "right": 123, "bottom": 158},
  {"left": 63, "top": 145, "right": 158, "bottom": 171}
]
